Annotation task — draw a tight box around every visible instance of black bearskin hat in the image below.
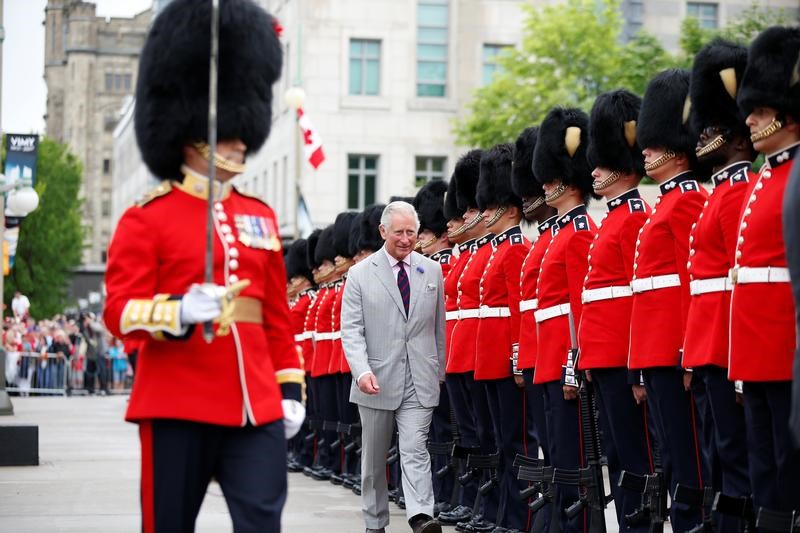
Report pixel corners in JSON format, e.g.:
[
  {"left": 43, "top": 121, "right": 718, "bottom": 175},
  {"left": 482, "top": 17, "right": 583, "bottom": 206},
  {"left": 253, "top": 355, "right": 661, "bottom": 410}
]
[
  {"left": 512, "top": 127, "right": 544, "bottom": 199},
  {"left": 285, "top": 239, "right": 313, "bottom": 282},
  {"left": 533, "top": 107, "right": 593, "bottom": 196},
  {"left": 452, "top": 150, "right": 483, "bottom": 214},
  {"left": 333, "top": 212, "right": 358, "bottom": 258},
  {"left": 738, "top": 26, "right": 800, "bottom": 119},
  {"left": 306, "top": 229, "right": 322, "bottom": 270},
  {"left": 135, "top": 0, "right": 282, "bottom": 180},
  {"left": 314, "top": 226, "right": 337, "bottom": 265},
  {"left": 477, "top": 143, "right": 522, "bottom": 210},
  {"left": 637, "top": 69, "right": 694, "bottom": 155},
  {"left": 413, "top": 180, "right": 449, "bottom": 236},
  {"left": 389, "top": 196, "right": 415, "bottom": 204},
  {"left": 443, "top": 177, "right": 461, "bottom": 221},
  {"left": 348, "top": 211, "right": 365, "bottom": 257},
  {"left": 358, "top": 204, "right": 386, "bottom": 253},
  {"left": 588, "top": 89, "right": 645, "bottom": 176},
  {"left": 690, "top": 39, "right": 749, "bottom": 139}
]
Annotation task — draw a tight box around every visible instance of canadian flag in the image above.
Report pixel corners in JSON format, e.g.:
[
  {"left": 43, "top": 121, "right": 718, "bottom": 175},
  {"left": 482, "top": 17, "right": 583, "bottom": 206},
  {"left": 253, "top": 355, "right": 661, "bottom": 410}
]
[{"left": 296, "top": 108, "right": 326, "bottom": 169}]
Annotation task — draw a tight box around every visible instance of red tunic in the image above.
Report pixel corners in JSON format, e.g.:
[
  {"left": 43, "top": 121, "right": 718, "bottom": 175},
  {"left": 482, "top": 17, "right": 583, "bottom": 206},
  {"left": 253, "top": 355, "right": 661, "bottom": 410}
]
[
  {"left": 289, "top": 289, "right": 315, "bottom": 370},
  {"left": 301, "top": 291, "right": 321, "bottom": 373},
  {"left": 578, "top": 190, "right": 649, "bottom": 370},
  {"left": 430, "top": 249, "right": 456, "bottom": 365},
  {"left": 311, "top": 285, "right": 335, "bottom": 378},
  {"left": 682, "top": 162, "right": 752, "bottom": 368},
  {"left": 533, "top": 206, "right": 596, "bottom": 384},
  {"left": 444, "top": 240, "right": 474, "bottom": 371},
  {"left": 628, "top": 172, "right": 708, "bottom": 369},
  {"left": 448, "top": 234, "right": 495, "bottom": 373},
  {"left": 518, "top": 217, "right": 557, "bottom": 371},
  {"left": 104, "top": 178, "right": 302, "bottom": 427},
  {"left": 475, "top": 226, "right": 530, "bottom": 380},
  {"left": 330, "top": 279, "right": 346, "bottom": 374},
  {"left": 729, "top": 145, "right": 799, "bottom": 381}
]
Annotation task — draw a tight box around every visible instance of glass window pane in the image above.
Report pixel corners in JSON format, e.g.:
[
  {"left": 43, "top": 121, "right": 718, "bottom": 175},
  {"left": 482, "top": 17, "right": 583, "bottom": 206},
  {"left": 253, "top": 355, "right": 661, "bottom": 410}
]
[
  {"left": 417, "top": 83, "right": 445, "bottom": 97},
  {"left": 432, "top": 158, "right": 444, "bottom": 171},
  {"left": 348, "top": 174, "right": 359, "bottom": 209},
  {"left": 350, "top": 40, "right": 363, "bottom": 57},
  {"left": 348, "top": 155, "right": 359, "bottom": 170},
  {"left": 417, "top": 44, "right": 447, "bottom": 60},
  {"left": 366, "top": 41, "right": 380, "bottom": 57},
  {"left": 350, "top": 59, "right": 363, "bottom": 95},
  {"left": 417, "top": 27, "right": 448, "bottom": 43},
  {"left": 365, "top": 175, "right": 376, "bottom": 205},
  {"left": 365, "top": 157, "right": 377, "bottom": 170},
  {"left": 417, "top": 61, "right": 446, "bottom": 82},
  {"left": 365, "top": 61, "right": 380, "bottom": 95},
  {"left": 418, "top": 4, "right": 448, "bottom": 26},
  {"left": 415, "top": 157, "right": 426, "bottom": 172}
]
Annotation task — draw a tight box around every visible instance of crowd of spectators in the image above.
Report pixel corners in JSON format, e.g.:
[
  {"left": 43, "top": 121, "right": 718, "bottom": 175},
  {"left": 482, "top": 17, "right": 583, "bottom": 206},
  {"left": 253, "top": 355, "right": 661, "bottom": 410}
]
[{"left": 2, "top": 304, "right": 138, "bottom": 395}]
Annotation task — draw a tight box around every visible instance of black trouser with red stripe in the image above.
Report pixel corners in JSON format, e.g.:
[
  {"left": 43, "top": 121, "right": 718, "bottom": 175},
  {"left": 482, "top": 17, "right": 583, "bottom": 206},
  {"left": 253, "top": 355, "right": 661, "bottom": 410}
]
[
  {"left": 445, "top": 372, "right": 480, "bottom": 509},
  {"left": 642, "top": 366, "right": 704, "bottom": 532},
  {"left": 139, "top": 418, "right": 286, "bottom": 533},
  {"left": 430, "top": 381, "right": 455, "bottom": 504}
]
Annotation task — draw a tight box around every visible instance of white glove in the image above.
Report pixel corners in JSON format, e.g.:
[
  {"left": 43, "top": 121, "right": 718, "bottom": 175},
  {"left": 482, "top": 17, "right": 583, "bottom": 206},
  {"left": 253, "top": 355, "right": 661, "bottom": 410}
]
[
  {"left": 282, "top": 399, "right": 306, "bottom": 439},
  {"left": 180, "top": 283, "right": 224, "bottom": 324}
]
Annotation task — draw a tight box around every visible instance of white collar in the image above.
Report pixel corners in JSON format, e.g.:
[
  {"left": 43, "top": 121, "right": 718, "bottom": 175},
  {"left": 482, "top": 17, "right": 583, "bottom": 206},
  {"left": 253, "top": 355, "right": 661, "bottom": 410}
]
[{"left": 383, "top": 246, "right": 412, "bottom": 269}]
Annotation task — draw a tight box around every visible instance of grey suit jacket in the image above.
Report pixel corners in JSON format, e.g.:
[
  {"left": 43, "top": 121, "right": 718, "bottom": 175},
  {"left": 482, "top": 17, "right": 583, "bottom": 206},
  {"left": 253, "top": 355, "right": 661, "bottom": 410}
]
[{"left": 341, "top": 247, "right": 446, "bottom": 410}]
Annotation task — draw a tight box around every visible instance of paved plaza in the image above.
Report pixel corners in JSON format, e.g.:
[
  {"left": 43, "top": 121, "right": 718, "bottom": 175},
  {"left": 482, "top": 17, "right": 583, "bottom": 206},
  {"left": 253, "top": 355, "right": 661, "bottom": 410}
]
[{"left": 0, "top": 395, "right": 633, "bottom": 532}]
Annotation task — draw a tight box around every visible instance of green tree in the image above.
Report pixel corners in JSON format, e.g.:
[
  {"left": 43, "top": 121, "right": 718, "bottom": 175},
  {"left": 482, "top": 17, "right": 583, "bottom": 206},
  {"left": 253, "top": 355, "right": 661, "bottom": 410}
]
[
  {"left": 5, "top": 137, "right": 84, "bottom": 318},
  {"left": 454, "top": 0, "right": 671, "bottom": 147}
]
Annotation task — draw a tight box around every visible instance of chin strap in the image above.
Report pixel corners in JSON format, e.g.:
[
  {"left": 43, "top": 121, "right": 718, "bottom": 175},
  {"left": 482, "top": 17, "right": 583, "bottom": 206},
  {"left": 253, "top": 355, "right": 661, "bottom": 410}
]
[
  {"left": 484, "top": 206, "right": 507, "bottom": 228},
  {"left": 696, "top": 135, "right": 727, "bottom": 158},
  {"left": 644, "top": 150, "right": 676, "bottom": 172},
  {"left": 194, "top": 142, "right": 247, "bottom": 174},
  {"left": 592, "top": 170, "right": 621, "bottom": 191},
  {"left": 750, "top": 118, "right": 783, "bottom": 143},
  {"left": 523, "top": 196, "right": 545, "bottom": 215},
  {"left": 544, "top": 183, "right": 567, "bottom": 203}
]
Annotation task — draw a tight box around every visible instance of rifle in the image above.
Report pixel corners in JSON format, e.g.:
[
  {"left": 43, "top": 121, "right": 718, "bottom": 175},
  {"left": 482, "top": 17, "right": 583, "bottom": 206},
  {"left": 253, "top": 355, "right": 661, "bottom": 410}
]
[
  {"left": 756, "top": 507, "right": 800, "bottom": 532},
  {"left": 674, "top": 483, "right": 714, "bottom": 532},
  {"left": 618, "top": 442, "right": 668, "bottom": 533},
  {"left": 551, "top": 311, "right": 611, "bottom": 532},
  {"left": 714, "top": 492, "right": 755, "bottom": 532}
]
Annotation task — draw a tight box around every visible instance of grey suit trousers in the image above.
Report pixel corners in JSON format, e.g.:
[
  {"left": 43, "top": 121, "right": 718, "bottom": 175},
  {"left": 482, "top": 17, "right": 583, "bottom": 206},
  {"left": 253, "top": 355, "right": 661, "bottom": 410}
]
[{"left": 359, "top": 358, "right": 435, "bottom": 528}]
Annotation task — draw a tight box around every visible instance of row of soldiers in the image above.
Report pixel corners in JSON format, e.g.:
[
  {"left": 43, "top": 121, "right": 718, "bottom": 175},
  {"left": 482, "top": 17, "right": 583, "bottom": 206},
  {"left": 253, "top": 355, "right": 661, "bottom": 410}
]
[{"left": 285, "top": 26, "right": 800, "bottom": 533}]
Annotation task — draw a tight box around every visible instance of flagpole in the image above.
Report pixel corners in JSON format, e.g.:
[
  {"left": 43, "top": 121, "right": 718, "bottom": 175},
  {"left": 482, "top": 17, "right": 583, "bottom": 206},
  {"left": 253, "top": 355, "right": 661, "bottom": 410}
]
[{"left": 285, "top": 88, "right": 306, "bottom": 240}]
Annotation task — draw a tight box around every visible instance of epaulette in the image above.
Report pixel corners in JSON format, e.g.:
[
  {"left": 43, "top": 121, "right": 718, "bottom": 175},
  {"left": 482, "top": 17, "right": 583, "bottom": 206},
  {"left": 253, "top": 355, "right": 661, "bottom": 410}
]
[
  {"left": 135, "top": 182, "right": 173, "bottom": 207},
  {"left": 510, "top": 233, "right": 525, "bottom": 245},
  {"left": 235, "top": 187, "right": 272, "bottom": 207},
  {"left": 679, "top": 180, "right": 700, "bottom": 193},
  {"left": 730, "top": 169, "right": 750, "bottom": 186},
  {"left": 628, "top": 198, "right": 646, "bottom": 213},
  {"left": 438, "top": 252, "right": 452, "bottom": 264},
  {"left": 572, "top": 215, "right": 590, "bottom": 232}
]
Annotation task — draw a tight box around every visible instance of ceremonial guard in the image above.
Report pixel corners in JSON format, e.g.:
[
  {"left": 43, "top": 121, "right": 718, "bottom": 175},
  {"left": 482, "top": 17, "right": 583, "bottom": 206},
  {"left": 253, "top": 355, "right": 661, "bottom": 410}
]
[
  {"left": 439, "top": 153, "right": 485, "bottom": 527},
  {"left": 531, "top": 107, "right": 597, "bottom": 533},
  {"left": 683, "top": 39, "right": 754, "bottom": 531},
  {"left": 310, "top": 226, "right": 341, "bottom": 480},
  {"left": 511, "top": 126, "right": 556, "bottom": 533},
  {"left": 414, "top": 180, "right": 458, "bottom": 516},
  {"left": 628, "top": 69, "right": 707, "bottom": 532},
  {"left": 730, "top": 26, "right": 800, "bottom": 520},
  {"left": 578, "top": 89, "right": 652, "bottom": 533},
  {"left": 286, "top": 239, "right": 317, "bottom": 472},
  {"left": 329, "top": 212, "right": 358, "bottom": 486},
  {"left": 473, "top": 144, "right": 531, "bottom": 533},
  {"left": 103, "top": 1, "right": 304, "bottom": 531}
]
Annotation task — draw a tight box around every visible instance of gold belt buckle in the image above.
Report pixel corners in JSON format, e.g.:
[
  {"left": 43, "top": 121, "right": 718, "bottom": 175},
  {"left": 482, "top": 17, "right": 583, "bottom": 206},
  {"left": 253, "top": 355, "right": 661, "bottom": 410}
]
[{"left": 731, "top": 267, "right": 739, "bottom": 285}]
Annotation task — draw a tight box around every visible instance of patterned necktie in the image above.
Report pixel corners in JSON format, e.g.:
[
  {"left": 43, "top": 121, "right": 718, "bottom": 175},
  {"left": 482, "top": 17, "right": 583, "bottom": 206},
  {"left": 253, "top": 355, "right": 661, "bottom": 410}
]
[{"left": 397, "top": 262, "right": 410, "bottom": 316}]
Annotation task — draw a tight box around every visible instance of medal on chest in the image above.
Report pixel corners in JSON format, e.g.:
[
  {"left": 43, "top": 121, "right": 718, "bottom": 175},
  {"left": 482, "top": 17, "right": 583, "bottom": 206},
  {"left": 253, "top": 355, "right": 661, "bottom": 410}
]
[{"left": 234, "top": 214, "right": 281, "bottom": 251}]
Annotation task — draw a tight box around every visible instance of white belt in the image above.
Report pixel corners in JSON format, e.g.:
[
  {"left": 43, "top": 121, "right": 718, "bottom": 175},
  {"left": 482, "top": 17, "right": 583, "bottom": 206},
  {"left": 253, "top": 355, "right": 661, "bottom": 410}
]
[
  {"left": 458, "top": 308, "right": 481, "bottom": 320},
  {"left": 581, "top": 285, "right": 633, "bottom": 303},
  {"left": 731, "top": 266, "right": 790, "bottom": 284},
  {"left": 630, "top": 274, "right": 681, "bottom": 294},
  {"left": 534, "top": 303, "right": 571, "bottom": 323},
  {"left": 689, "top": 277, "right": 732, "bottom": 295},
  {"left": 478, "top": 306, "right": 511, "bottom": 318},
  {"left": 446, "top": 311, "right": 460, "bottom": 321},
  {"left": 294, "top": 331, "right": 312, "bottom": 342},
  {"left": 519, "top": 298, "right": 538, "bottom": 312},
  {"left": 314, "top": 331, "right": 339, "bottom": 341}
]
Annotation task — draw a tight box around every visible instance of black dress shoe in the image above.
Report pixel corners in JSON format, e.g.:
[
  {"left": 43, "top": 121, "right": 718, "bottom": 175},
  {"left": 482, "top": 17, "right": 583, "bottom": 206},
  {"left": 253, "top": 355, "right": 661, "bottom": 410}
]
[
  {"left": 409, "top": 513, "right": 442, "bottom": 533},
  {"left": 456, "top": 517, "right": 494, "bottom": 532},
  {"left": 433, "top": 501, "right": 452, "bottom": 517},
  {"left": 352, "top": 483, "right": 362, "bottom": 496},
  {"left": 287, "top": 459, "right": 304, "bottom": 473},
  {"left": 311, "top": 467, "right": 332, "bottom": 480},
  {"left": 388, "top": 487, "right": 399, "bottom": 502},
  {"left": 330, "top": 473, "right": 344, "bottom": 485},
  {"left": 396, "top": 495, "right": 406, "bottom": 509},
  {"left": 439, "top": 505, "right": 472, "bottom": 524}
]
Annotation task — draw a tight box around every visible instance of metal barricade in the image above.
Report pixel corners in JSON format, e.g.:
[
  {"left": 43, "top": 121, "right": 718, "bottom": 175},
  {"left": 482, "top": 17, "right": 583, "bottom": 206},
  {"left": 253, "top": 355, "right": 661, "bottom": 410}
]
[{"left": 5, "top": 352, "right": 69, "bottom": 396}]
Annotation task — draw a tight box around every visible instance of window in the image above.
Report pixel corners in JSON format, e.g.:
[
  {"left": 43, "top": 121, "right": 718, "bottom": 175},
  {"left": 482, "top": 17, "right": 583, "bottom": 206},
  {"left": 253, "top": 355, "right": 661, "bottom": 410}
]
[
  {"left": 102, "top": 159, "right": 111, "bottom": 175},
  {"left": 687, "top": 2, "right": 718, "bottom": 29},
  {"left": 101, "top": 192, "right": 111, "bottom": 217},
  {"left": 415, "top": 156, "right": 446, "bottom": 187},
  {"left": 622, "top": 0, "right": 644, "bottom": 40},
  {"left": 105, "top": 73, "right": 113, "bottom": 91},
  {"left": 416, "top": 0, "right": 448, "bottom": 97},
  {"left": 482, "top": 44, "right": 510, "bottom": 85},
  {"left": 349, "top": 39, "right": 381, "bottom": 95},
  {"left": 348, "top": 155, "right": 378, "bottom": 209},
  {"left": 124, "top": 74, "right": 132, "bottom": 91}
]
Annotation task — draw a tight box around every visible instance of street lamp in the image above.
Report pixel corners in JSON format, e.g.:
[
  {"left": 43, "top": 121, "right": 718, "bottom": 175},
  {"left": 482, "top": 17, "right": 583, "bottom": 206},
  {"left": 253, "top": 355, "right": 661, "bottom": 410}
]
[{"left": 0, "top": 175, "right": 40, "bottom": 415}]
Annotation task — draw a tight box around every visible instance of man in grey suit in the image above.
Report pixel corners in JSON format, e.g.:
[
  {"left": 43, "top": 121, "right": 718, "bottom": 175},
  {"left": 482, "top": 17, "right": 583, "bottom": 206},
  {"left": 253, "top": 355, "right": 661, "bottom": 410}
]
[{"left": 342, "top": 201, "right": 446, "bottom": 533}]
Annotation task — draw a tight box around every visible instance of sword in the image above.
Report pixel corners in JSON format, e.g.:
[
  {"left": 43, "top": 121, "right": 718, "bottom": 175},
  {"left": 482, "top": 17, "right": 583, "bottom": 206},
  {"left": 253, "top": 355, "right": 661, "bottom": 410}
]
[{"left": 203, "top": 0, "right": 220, "bottom": 343}]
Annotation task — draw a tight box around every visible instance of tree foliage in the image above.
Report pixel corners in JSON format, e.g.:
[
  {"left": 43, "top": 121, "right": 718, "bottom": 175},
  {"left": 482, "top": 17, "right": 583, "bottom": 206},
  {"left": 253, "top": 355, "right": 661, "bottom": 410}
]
[
  {"left": 454, "top": 0, "right": 791, "bottom": 148},
  {"left": 5, "top": 137, "right": 84, "bottom": 318}
]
